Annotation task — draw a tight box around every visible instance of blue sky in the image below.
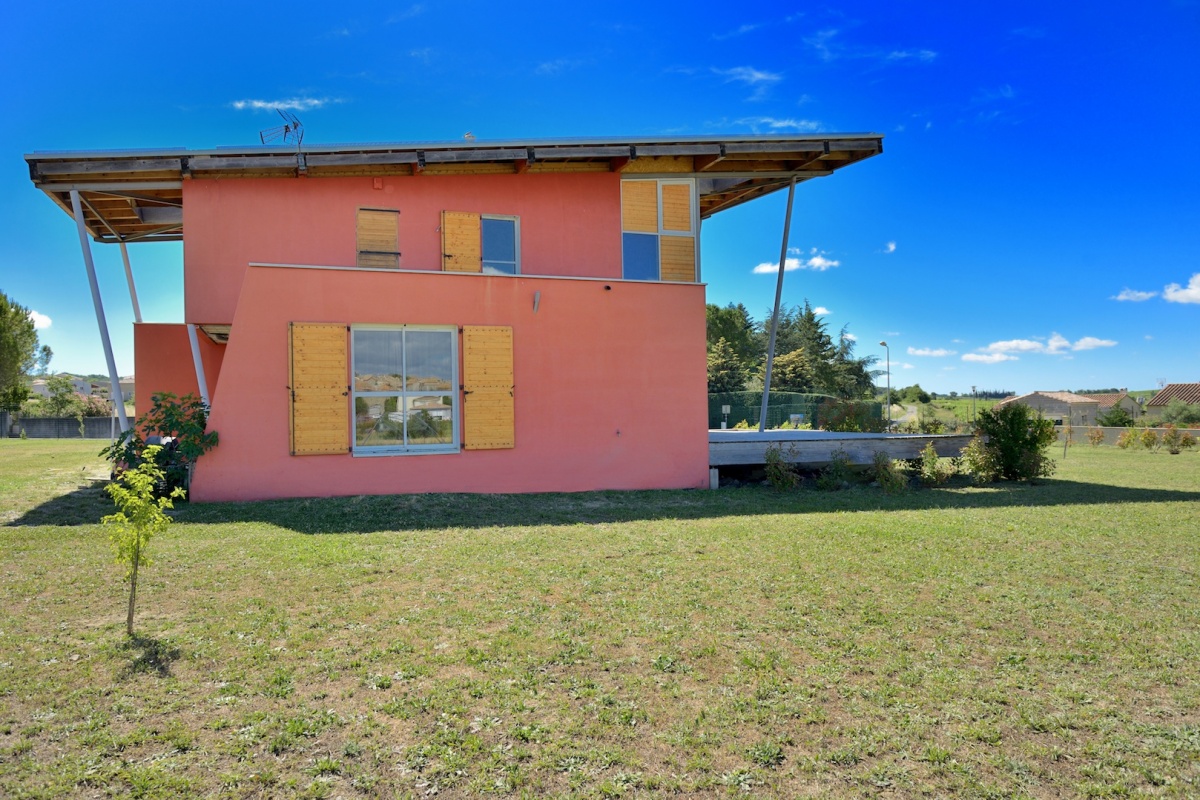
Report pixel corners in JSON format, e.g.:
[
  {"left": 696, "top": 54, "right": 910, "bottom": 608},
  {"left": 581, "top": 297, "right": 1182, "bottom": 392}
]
[{"left": 2, "top": 1, "right": 1197, "bottom": 394}]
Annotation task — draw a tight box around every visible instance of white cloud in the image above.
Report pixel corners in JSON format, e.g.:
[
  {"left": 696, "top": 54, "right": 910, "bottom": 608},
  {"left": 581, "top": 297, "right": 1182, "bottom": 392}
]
[
  {"left": 886, "top": 49, "right": 937, "bottom": 62},
  {"left": 536, "top": 58, "right": 587, "bottom": 75},
  {"left": 884, "top": 241, "right": 896, "bottom": 254},
  {"left": 984, "top": 338, "right": 1044, "bottom": 353},
  {"left": 751, "top": 247, "right": 840, "bottom": 274},
  {"left": 713, "top": 66, "right": 782, "bottom": 99},
  {"left": 737, "top": 116, "right": 823, "bottom": 132},
  {"left": 963, "top": 353, "right": 1017, "bottom": 364},
  {"left": 1145, "top": 334, "right": 1154, "bottom": 340},
  {"left": 232, "top": 97, "right": 331, "bottom": 112},
  {"left": 902, "top": 363, "right": 915, "bottom": 369},
  {"left": 386, "top": 4, "right": 424, "bottom": 22},
  {"left": 713, "top": 23, "right": 761, "bottom": 41},
  {"left": 813, "top": 306, "right": 831, "bottom": 315},
  {"left": 907, "top": 347, "right": 956, "bottom": 357},
  {"left": 1045, "top": 333, "right": 1071, "bottom": 354},
  {"left": 1112, "top": 288, "right": 1157, "bottom": 302},
  {"left": 842, "top": 332, "right": 857, "bottom": 341},
  {"left": 28, "top": 310, "right": 51, "bottom": 330},
  {"left": 1163, "top": 273, "right": 1200, "bottom": 304},
  {"left": 1072, "top": 336, "right": 1117, "bottom": 351}
]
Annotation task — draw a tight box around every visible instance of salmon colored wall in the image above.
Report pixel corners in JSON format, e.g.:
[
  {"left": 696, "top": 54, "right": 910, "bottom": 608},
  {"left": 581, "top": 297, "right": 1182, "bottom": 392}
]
[
  {"left": 133, "top": 324, "right": 225, "bottom": 419},
  {"left": 192, "top": 266, "right": 708, "bottom": 501},
  {"left": 183, "top": 173, "right": 623, "bottom": 325}
]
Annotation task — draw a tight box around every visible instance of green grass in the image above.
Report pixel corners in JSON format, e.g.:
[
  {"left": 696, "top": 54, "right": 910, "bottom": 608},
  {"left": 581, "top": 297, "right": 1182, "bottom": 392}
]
[{"left": 1, "top": 438, "right": 1198, "bottom": 797}]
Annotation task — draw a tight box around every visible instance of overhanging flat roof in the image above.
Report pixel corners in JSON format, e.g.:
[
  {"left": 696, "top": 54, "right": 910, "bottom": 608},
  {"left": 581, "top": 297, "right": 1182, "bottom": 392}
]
[{"left": 25, "top": 133, "right": 882, "bottom": 243}]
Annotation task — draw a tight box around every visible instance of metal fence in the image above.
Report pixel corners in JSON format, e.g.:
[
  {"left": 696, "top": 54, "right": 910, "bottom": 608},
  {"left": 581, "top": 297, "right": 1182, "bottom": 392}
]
[
  {"left": 708, "top": 392, "right": 883, "bottom": 430},
  {"left": 2, "top": 412, "right": 119, "bottom": 439}
]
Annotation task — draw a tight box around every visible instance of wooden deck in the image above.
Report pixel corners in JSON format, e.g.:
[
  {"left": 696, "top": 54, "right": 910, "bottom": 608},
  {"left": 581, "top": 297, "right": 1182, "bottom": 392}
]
[{"left": 709, "top": 429, "right": 973, "bottom": 468}]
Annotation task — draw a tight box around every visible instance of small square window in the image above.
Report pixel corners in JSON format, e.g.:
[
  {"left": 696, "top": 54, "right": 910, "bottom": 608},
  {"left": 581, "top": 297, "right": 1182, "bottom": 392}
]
[{"left": 622, "top": 232, "right": 659, "bottom": 281}]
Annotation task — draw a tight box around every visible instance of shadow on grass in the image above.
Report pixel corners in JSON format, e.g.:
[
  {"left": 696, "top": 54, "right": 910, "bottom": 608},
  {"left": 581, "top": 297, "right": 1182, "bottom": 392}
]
[
  {"left": 11, "top": 477, "right": 1200, "bottom": 534},
  {"left": 115, "top": 634, "right": 182, "bottom": 679}
]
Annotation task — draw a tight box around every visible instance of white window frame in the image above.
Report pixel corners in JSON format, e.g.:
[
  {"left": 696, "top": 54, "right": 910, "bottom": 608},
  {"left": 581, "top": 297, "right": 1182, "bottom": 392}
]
[
  {"left": 481, "top": 214, "right": 520, "bottom": 275},
  {"left": 350, "top": 324, "right": 460, "bottom": 456}
]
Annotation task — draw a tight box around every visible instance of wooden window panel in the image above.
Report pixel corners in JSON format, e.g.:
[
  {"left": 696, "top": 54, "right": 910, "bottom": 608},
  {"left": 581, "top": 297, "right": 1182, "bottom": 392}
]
[
  {"left": 442, "top": 211, "right": 482, "bottom": 272},
  {"left": 357, "top": 209, "right": 400, "bottom": 268},
  {"left": 289, "top": 322, "right": 349, "bottom": 455},
  {"left": 462, "top": 325, "right": 514, "bottom": 449},
  {"left": 660, "top": 183, "right": 693, "bottom": 232},
  {"left": 621, "top": 181, "right": 658, "bottom": 233},
  {"left": 660, "top": 236, "right": 696, "bottom": 282}
]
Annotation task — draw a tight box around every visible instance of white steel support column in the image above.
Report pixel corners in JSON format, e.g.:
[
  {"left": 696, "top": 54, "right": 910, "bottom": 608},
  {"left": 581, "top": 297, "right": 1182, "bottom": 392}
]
[
  {"left": 186, "top": 324, "right": 210, "bottom": 406},
  {"left": 70, "top": 190, "right": 130, "bottom": 432},
  {"left": 758, "top": 177, "right": 797, "bottom": 433},
  {"left": 119, "top": 241, "right": 143, "bottom": 323}
]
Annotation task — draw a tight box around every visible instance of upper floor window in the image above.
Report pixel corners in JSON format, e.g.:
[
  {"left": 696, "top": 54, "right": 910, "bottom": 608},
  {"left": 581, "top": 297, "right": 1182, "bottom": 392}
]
[
  {"left": 442, "top": 211, "right": 520, "bottom": 274},
  {"left": 621, "top": 180, "right": 696, "bottom": 282},
  {"left": 357, "top": 208, "right": 401, "bottom": 268}
]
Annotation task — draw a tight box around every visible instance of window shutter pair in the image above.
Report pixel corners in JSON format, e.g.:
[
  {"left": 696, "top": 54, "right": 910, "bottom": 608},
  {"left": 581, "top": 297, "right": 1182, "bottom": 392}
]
[{"left": 288, "top": 322, "right": 514, "bottom": 454}]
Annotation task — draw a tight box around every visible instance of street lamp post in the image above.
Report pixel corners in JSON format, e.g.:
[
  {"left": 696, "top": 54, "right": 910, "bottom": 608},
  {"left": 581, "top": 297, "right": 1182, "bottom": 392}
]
[{"left": 879, "top": 341, "right": 890, "bottom": 429}]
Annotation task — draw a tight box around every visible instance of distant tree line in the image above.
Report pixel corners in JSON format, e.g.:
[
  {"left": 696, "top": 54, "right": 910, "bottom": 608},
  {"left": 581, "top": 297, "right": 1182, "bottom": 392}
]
[{"left": 706, "top": 301, "right": 879, "bottom": 398}]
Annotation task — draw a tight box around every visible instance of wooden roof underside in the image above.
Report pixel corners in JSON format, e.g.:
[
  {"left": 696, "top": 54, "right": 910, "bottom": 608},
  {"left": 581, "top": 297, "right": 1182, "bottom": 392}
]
[{"left": 26, "top": 135, "right": 882, "bottom": 243}]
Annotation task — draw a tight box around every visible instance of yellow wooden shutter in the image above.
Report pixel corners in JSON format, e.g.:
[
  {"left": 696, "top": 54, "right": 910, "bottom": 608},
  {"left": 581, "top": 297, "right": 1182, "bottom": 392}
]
[
  {"left": 462, "top": 325, "right": 514, "bottom": 449},
  {"left": 621, "top": 181, "right": 658, "bottom": 233},
  {"left": 357, "top": 209, "right": 400, "bottom": 268},
  {"left": 659, "top": 236, "right": 696, "bottom": 282},
  {"left": 442, "top": 211, "right": 481, "bottom": 272},
  {"left": 660, "top": 183, "right": 692, "bottom": 232},
  {"left": 289, "top": 322, "right": 349, "bottom": 455}
]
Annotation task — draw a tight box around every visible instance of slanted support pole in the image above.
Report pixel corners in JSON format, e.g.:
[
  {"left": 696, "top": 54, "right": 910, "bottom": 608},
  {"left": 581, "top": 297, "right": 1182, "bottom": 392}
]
[
  {"left": 119, "top": 241, "right": 142, "bottom": 323},
  {"left": 186, "top": 324, "right": 210, "bottom": 407},
  {"left": 70, "top": 190, "right": 130, "bottom": 433},
  {"left": 758, "top": 177, "right": 797, "bottom": 433}
]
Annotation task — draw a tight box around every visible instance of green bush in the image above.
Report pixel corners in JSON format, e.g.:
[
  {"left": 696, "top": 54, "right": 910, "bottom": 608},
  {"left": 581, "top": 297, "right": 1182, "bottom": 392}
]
[
  {"left": 969, "top": 404, "right": 1057, "bottom": 481},
  {"left": 763, "top": 443, "right": 801, "bottom": 490},
  {"left": 101, "top": 393, "right": 218, "bottom": 497},
  {"left": 816, "top": 447, "right": 854, "bottom": 491},
  {"left": 1160, "top": 424, "right": 1197, "bottom": 455},
  {"left": 871, "top": 451, "right": 907, "bottom": 494},
  {"left": 817, "top": 399, "right": 886, "bottom": 433},
  {"left": 918, "top": 441, "right": 953, "bottom": 486}
]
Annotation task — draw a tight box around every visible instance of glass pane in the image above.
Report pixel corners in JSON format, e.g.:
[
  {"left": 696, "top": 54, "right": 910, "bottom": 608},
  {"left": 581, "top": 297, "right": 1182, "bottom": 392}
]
[
  {"left": 405, "top": 330, "right": 454, "bottom": 391},
  {"left": 622, "top": 232, "right": 659, "bottom": 281},
  {"left": 406, "top": 395, "right": 455, "bottom": 445},
  {"left": 354, "top": 330, "right": 405, "bottom": 391},
  {"left": 355, "top": 394, "right": 405, "bottom": 447},
  {"left": 481, "top": 218, "right": 516, "bottom": 262}
]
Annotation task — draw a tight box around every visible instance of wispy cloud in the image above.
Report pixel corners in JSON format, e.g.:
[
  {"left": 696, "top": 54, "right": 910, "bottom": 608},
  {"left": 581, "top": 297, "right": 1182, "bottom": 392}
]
[
  {"left": 907, "top": 347, "right": 956, "bottom": 357},
  {"left": 231, "top": 97, "right": 332, "bottom": 112},
  {"left": 983, "top": 338, "right": 1044, "bottom": 354},
  {"left": 751, "top": 247, "right": 840, "bottom": 274},
  {"left": 1073, "top": 336, "right": 1118, "bottom": 351},
  {"left": 902, "top": 362, "right": 915, "bottom": 369},
  {"left": 886, "top": 49, "right": 937, "bottom": 63},
  {"left": 386, "top": 4, "right": 425, "bottom": 23},
  {"left": 842, "top": 332, "right": 857, "bottom": 341},
  {"left": 1012, "top": 27, "right": 1047, "bottom": 39},
  {"left": 28, "top": 310, "right": 51, "bottom": 330},
  {"left": 737, "top": 116, "right": 823, "bottom": 133},
  {"left": 804, "top": 29, "right": 840, "bottom": 61},
  {"left": 963, "top": 353, "right": 1017, "bottom": 364},
  {"left": 1112, "top": 288, "right": 1157, "bottom": 302},
  {"left": 713, "top": 23, "right": 762, "bottom": 41},
  {"left": 803, "top": 28, "right": 937, "bottom": 66},
  {"left": 1163, "top": 273, "right": 1200, "bottom": 304},
  {"left": 536, "top": 58, "right": 588, "bottom": 75},
  {"left": 712, "top": 66, "right": 782, "bottom": 100},
  {"left": 884, "top": 241, "right": 896, "bottom": 254}
]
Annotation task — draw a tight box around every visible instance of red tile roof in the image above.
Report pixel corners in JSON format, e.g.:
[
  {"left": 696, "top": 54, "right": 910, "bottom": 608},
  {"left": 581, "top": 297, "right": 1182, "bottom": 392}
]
[
  {"left": 1147, "top": 383, "right": 1200, "bottom": 407},
  {"left": 1078, "top": 391, "right": 1130, "bottom": 410},
  {"left": 995, "top": 391, "right": 1098, "bottom": 408}
]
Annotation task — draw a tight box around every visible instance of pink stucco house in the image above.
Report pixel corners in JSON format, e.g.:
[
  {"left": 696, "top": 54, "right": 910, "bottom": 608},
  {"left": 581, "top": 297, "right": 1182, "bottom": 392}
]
[{"left": 26, "top": 134, "right": 881, "bottom": 501}]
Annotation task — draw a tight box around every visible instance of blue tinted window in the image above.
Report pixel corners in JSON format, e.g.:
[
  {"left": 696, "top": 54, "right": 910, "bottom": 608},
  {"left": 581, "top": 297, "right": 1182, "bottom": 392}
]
[
  {"left": 622, "top": 233, "right": 659, "bottom": 281},
  {"left": 482, "top": 217, "right": 517, "bottom": 274}
]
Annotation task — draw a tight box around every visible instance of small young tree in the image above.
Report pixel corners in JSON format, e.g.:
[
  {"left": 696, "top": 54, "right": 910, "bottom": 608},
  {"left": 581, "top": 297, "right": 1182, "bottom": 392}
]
[
  {"left": 102, "top": 446, "right": 184, "bottom": 636},
  {"left": 707, "top": 338, "right": 750, "bottom": 393},
  {"left": 1095, "top": 405, "right": 1134, "bottom": 428}
]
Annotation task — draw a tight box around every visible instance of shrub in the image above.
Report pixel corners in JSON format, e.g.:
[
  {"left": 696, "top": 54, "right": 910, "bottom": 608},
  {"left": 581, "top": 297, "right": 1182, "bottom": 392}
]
[
  {"left": 960, "top": 436, "right": 999, "bottom": 484},
  {"left": 871, "top": 451, "right": 907, "bottom": 494},
  {"left": 918, "top": 441, "right": 953, "bottom": 486},
  {"left": 1140, "top": 428, "right": 1160, "bottom": 452},
  {"left": 1095, "top": 405, "right": 1134, "bottom": 428},
  {"left": 1087, "top": 427, "right": 1105, "bottom": 447},
  {"left": 101, "top": 393, "right": 218, "bottom": 497},
  {"left": 1115, "top": 429, "right": 1136, "bottom": 449},
  {"left": 816, "top": 447, "right": 854, "bottom": 491},
  {"left": 763, "top": 443, "right": 801, "bottom": 490},
  {"left": 817, "top": 399, "right": 886, "bottom": 433},
  {"left": 1160, "top": 424, "right": 1197, "bottom": 455},
  {"left": 969, "top": 403, "right": 1057, "bottom": 482}
]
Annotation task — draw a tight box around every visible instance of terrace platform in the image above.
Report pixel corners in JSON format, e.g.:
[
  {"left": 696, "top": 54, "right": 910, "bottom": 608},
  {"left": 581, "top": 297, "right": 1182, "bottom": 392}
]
[{"left": 709, "top": 429, "right": 972, "bottom": 470}]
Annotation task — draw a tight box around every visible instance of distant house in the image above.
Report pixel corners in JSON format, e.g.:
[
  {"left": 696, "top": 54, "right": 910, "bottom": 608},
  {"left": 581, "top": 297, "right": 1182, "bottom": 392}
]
[
  {"left": 1077, "top": 390, "right": 1141, "bottom": 420},
  {"left": 28, "top": 375, "right": 95, "bottom": 398},
  {"left": 1145, "top": 383, "right": 1200, "bottom": 418},
  {"left": 27, "top": 133, "right": 882, "bottom": 501},
  {"left": 993, "top": 391, "right": 1099, "bottom": 426}
]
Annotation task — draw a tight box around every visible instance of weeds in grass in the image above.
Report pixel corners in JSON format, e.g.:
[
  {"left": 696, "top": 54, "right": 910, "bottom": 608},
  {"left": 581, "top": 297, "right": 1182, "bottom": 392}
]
[
  {"left": 815, "top": 447, "right": 854, "bottom": 490},
  {"left": 871, "top": 451, "right": 907, "bottom": 494},
  {"left": 762, "top": 442, "right": 801, "bottom": 490}
]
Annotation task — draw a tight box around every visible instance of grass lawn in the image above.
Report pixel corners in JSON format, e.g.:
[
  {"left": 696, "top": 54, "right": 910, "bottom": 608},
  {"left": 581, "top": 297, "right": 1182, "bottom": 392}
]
[{"left": 1, "top": 440, "right": 1198, "bottom": 798}]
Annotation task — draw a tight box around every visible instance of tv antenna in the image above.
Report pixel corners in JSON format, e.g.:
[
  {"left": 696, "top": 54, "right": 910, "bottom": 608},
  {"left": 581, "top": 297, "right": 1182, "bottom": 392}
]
[{"left": 259, "top": 109, "right": 304, "bottom": 151}]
